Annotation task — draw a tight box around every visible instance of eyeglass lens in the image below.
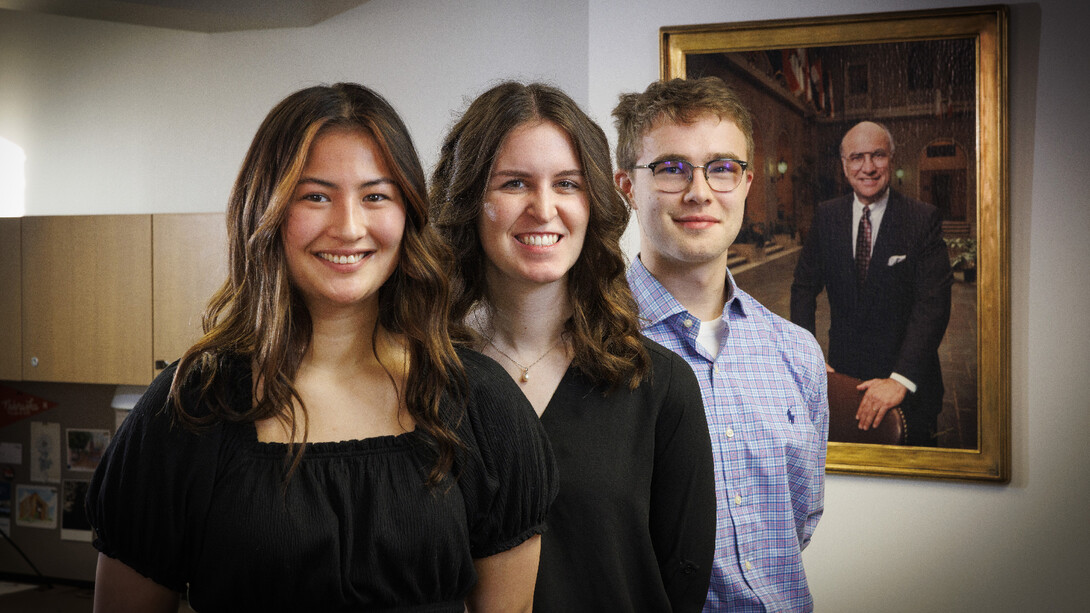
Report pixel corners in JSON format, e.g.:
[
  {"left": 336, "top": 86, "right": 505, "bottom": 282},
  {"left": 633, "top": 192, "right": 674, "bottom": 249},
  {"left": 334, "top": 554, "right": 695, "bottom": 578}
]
[
  {"left": 652, "top": 159, "right": 745, "bottom": 193},
  {"left": 845, "top": 150, "right": 889, "bottom": 170}
]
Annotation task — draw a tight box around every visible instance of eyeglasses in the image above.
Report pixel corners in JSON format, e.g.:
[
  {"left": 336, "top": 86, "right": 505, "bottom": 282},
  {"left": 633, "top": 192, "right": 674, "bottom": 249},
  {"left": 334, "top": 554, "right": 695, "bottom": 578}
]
[
  {"left": 633, "top": 158, "right": 749, "bottom": 193},
  {"left": 843, "top": 150, "right": 891, "bottom": 171}
]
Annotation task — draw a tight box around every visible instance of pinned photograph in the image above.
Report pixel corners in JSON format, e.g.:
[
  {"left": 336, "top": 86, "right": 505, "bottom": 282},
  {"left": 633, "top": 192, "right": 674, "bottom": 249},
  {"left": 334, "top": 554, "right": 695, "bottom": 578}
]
[
  {"left": 0, "top": 480, "right": 11, "bottom": 536},
  {"left": 66, "top": 428, "right": 110, "bottom": 472},
  {"left": 61, "top": 479, "right": 93, "bottom": 542},
  {"left": 16, "top": 484, "right": 57, "bottom": 529}
]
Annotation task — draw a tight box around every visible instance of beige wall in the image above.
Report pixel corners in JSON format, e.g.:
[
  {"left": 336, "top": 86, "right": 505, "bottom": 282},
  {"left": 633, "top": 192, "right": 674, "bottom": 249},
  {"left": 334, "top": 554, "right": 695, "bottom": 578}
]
[{"left": 0, "top": 0, "right": 589, "bottom": 216}]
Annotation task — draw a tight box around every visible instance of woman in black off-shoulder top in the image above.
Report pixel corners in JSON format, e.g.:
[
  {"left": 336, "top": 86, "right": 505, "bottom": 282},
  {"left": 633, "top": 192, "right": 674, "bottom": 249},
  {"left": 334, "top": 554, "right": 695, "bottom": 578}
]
[{"left": 87, "top": 83, "right": 557, "bottom": 613}]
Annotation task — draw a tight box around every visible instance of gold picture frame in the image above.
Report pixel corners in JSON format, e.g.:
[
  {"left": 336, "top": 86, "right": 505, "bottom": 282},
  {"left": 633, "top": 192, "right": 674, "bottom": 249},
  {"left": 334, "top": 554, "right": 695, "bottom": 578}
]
[{"left": 661, "top": 5, "right": 1009, "bottom": 481}]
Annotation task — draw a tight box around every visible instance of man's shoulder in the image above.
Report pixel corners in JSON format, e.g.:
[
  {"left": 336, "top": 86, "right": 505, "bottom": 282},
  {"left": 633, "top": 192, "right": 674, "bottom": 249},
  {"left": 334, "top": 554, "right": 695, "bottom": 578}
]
[
  {"left": 817, "top": 192, "right": 854, "bottom": 209},
  {"left": 736, "top": 289, "right": 820, "bottom": 349},
  {"left": 814, "top": 193, "right": 853, "bottom": 221},
  {"left": 733, "top": 289, "right": 827, "bottom": 386},
  {"left": 639, "top": 334, "right": 702, "bottom": 377},
  {"left": 627, "top": 263, "right": 677, "bottom": 324},
  {"left": 889, "top": 189, "right": 940, "bottom": 217}
]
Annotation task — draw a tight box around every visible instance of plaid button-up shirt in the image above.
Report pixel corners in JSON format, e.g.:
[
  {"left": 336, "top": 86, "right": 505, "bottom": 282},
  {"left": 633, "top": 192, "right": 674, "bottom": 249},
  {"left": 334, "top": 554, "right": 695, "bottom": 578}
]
[{"left": 628, "top": 257, "right": 828, "bottom": 612}]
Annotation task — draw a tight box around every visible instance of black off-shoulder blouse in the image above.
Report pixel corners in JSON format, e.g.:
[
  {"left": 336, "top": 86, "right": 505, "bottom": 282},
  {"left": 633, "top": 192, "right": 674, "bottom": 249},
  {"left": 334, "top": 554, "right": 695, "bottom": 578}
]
[{"left": 87, "top": 349, "right": 557, "bottom": 612}]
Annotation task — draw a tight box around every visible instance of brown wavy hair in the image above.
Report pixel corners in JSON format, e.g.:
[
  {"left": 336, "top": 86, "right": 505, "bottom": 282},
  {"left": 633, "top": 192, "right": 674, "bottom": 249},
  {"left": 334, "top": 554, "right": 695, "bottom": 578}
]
[
  {"left": 430, "top": 81, "right": 649, "bottom": 389},
  {"left": 170, "top": 83, "right": 464, "bottom": 485},
  {"left": 612, "top": 76, "right": 755, "bottom": 171}
]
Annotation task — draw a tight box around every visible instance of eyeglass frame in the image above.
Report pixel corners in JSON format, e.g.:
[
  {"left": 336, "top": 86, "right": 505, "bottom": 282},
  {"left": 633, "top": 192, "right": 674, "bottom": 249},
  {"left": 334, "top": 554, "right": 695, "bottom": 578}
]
[
  {"left": 633, "top": 158, "right": 750, "bottom": 193},
  {"left": 842, "top": 149, "right": 892, "bottom": 170}
]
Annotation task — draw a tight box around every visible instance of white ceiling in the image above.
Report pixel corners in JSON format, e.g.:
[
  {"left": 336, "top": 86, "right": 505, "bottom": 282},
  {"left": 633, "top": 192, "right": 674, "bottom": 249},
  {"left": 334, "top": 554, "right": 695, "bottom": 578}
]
[{"left": 0, "top": 0, "right": 369, "bottom": 32}]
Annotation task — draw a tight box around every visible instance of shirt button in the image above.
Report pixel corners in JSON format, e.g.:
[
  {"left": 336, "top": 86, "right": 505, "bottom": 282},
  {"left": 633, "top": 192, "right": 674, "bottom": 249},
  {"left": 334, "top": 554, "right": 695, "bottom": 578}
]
[
  {"left": 745, "top": 561, "right": 753, "bottom": 571},
  {"left": 682, "top": 318, "right": 694, "bottom": 328},
  {"left": 726, "top": 428, "right": 735, "bottom": 438},
  {"left": 734, "top": 495, "right": 742, "bottom": 506}
]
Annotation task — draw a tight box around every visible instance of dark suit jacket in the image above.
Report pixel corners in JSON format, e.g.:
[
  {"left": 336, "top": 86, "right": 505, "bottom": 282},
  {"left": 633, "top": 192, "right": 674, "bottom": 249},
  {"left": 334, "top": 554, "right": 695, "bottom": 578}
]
[{"left": 790, "top": 190, "right": 952, "bottom": 428}]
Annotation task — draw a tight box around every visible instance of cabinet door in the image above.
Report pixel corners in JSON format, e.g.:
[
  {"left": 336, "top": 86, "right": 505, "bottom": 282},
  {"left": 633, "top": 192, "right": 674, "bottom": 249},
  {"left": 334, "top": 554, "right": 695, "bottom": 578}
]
[
  {"left": 22, "top": 215, "right": 153, "bottom": 384},
  {"left": 152, "top": 213, "right": 228, "bottom": 373},
  {"left": 0, "top": 218, "right": 20, "bottom": 380}
]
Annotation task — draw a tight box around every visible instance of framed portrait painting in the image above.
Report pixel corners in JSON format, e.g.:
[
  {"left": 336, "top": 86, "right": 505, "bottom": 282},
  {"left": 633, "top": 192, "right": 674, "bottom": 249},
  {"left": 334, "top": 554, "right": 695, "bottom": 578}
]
[{"left": 660, "top": 5, "right": 1009, "bottom": 481}]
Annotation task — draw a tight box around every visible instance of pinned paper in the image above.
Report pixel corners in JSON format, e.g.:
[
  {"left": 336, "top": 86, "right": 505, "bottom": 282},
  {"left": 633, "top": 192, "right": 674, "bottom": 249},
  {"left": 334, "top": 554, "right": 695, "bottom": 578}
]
[
  {"left": 0, "top": 442, "right": 20, "bottom": 465},
  {"left": 30, "top": 422, "right": 61, "bottom": 483}
]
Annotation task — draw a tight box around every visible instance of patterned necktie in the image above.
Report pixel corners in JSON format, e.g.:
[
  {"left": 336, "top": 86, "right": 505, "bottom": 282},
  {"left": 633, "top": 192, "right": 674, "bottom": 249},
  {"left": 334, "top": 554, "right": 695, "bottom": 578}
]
[{"left": 856, "top": 205, "right": 872, "bottom": 287}]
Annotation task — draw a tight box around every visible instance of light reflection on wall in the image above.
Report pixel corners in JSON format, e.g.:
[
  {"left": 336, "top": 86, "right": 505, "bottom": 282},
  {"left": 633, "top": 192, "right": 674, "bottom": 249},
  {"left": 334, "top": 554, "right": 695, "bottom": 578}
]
[{"left": 0, "top": 137, "right": 26, "bottom": 217}]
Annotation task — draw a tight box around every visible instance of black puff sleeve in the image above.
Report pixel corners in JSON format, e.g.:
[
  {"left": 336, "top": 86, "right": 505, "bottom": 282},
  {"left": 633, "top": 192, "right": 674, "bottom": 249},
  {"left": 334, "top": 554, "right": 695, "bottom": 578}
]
[
  {"left": 86, "top": 363, "right": 222, "bottom": 592},
  {"left": 454, "top": 349, "right": 559, "bottom": 558}
]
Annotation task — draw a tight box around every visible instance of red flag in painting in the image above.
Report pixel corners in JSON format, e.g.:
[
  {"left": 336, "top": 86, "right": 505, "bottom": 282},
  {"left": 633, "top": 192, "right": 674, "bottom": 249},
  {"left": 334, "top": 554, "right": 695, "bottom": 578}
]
[
  {"left": 782, "top": 48, "right": 809, "bottom": 99},
  {"left": 825, "top": 69, "right": 836, "bottom": 117},
  {"left": 0, "top": 385, "right": 57, "bottom": 429},
  {"left": 810, "top": 59, "right": 824, "bottom": 110}
]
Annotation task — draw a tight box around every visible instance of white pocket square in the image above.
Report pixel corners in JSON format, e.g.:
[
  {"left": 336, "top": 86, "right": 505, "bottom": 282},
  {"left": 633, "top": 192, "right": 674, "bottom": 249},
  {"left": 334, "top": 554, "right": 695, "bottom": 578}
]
[{"left": 888, "top": 255, "right": 907, "bottom": 266}]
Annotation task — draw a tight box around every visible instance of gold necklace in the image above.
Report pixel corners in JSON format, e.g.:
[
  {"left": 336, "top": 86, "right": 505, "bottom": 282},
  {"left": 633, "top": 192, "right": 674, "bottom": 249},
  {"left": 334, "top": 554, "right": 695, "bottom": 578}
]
[{"left": 487, "top": 335, "right": 564, "bottom": 383}]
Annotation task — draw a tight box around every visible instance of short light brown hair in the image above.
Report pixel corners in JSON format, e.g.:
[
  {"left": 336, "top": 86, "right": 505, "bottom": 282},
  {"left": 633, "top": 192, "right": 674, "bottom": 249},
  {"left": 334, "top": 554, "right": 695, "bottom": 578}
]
[{"left": 612, "top": 77, "right": 755, "bottom": 171}]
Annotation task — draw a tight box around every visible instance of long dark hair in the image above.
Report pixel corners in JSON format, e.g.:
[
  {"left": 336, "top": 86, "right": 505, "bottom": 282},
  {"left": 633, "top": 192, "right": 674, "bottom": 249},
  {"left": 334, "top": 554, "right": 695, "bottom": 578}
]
[
  {"left": 171, "top": 83, "right": 464, "bottom": 484},
  {"left": 430, "top": 81, "right": 649, "bottom": 389}
]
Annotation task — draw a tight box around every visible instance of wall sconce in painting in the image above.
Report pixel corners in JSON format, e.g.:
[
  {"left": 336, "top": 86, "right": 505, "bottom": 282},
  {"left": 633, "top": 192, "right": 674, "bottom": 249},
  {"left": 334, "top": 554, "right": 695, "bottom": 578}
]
[
  {"left": 772, "top": 159, "right": 788, "bottom": 183},
  {"left": 895, "top": 167, "right": 905, "bottom": 186}
]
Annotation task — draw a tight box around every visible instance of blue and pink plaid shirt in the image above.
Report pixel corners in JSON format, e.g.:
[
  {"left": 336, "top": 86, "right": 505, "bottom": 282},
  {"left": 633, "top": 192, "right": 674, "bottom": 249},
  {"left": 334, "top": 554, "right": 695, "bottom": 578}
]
[{"left": 628, "top": 257, "right": 828, "bottom": 612}]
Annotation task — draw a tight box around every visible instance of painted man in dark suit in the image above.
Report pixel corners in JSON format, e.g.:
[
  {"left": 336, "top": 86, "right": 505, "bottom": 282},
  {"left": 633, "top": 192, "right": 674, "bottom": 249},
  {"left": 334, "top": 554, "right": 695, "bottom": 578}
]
[{"left": 791, "top": 121, "right": 952, "bottom": 446}]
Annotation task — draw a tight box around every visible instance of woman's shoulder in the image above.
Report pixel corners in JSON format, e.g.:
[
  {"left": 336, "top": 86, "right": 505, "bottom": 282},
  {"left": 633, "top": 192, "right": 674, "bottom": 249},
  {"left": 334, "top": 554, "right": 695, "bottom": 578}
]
[
  {"left": 456, "top": 345, "right": 505, "bottom": 375},
  {"left": 133, "top": 353, "right": 249, "bottom": 430},
  {"left": 449, "top": 346, "right": 538, "bottom": 429},
  {"left": 447, "top": 350, "right": 557, "bottom": 558},
  {"left": 638, "top": 335, "right": 695, "bottom": 376},
  {"left": 89, "top": 361, "right": 236, "bottom": 592},
  {"left": 629, "top": 335, "right": 703, "bottom": 409},
  {"left": 455, "top": 346, "right": 520, "bottom": 394}
]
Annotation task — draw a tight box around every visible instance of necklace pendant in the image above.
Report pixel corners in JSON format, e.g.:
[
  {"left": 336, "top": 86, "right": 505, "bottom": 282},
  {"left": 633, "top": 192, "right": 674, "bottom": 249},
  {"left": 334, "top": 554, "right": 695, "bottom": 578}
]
[{"left": 520, "top": 369, "right": 530, "bottom": 383}]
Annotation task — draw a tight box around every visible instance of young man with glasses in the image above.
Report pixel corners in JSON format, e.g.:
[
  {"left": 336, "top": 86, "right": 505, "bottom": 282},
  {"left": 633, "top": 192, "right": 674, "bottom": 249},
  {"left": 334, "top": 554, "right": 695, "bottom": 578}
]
[
  {"left": 790, "top": 121, "right": 952, "bottom": 447},
  {"left": 613, "top": 77, "right": 828, "bottom": 612}
]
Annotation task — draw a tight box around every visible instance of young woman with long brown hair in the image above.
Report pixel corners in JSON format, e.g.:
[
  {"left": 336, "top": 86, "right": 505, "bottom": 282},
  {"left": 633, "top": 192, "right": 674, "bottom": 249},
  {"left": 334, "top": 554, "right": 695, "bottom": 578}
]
[
  {"left": 88, "top": 83, "right": 556, "bottom": 613},
  {"left": 431, "top": 81, "right": 715, "bottom": 612}
]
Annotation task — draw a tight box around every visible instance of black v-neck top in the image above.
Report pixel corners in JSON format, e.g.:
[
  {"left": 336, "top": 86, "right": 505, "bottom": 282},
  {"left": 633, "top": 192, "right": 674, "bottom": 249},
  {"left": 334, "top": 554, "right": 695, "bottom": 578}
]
[
  {"left": 87, "top": 349, "right": 558, "bottom": 612},
  {"left": 533, "top": 338, "right": 716, "bottom": 612}
]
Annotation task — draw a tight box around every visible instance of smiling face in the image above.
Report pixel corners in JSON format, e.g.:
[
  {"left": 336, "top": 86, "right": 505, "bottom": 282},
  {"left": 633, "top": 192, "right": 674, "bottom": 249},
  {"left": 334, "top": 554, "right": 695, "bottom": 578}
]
[
  {"left": 616, "top": 113, "right": 752, "bottom": 275},
  {"left": 281, "top": 127, "right": 406, "bottom": 316},
  {"left": 478, "top": 120, "right": 589, "bottom": 289},
  {"left": 841, "top": 121, "right": 893, "bottom": 204}
]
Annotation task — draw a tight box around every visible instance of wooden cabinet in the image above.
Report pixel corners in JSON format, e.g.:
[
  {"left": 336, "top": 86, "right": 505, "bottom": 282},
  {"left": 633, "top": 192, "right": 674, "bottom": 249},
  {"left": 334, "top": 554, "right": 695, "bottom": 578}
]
[
  {"left": 21, "top": 215, "right": 154, "bottom": 384},
  {"left": 152, "top": 213, "right": 228, "bottom": 373},
  {"left": 10, "top": 213, "right": 227, "bottom": 385},
  {"left": 0, "top": 218, "right": 20, "bottom": 380}
]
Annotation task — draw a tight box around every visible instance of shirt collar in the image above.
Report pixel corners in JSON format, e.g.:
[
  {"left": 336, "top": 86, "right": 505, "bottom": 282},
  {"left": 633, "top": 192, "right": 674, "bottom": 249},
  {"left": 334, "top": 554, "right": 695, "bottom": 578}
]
[
  {"left": 627, "top": 256, "right": 749, "bottom": 325},
  {"left": 724, "top": 267, "right": 749, "bottom": 317},
  {"left": 628, "top": 256, "right": 685, "bottom": 326},
  {"left": 853, "top": 187, "right": 890, "bottom": 214}
]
